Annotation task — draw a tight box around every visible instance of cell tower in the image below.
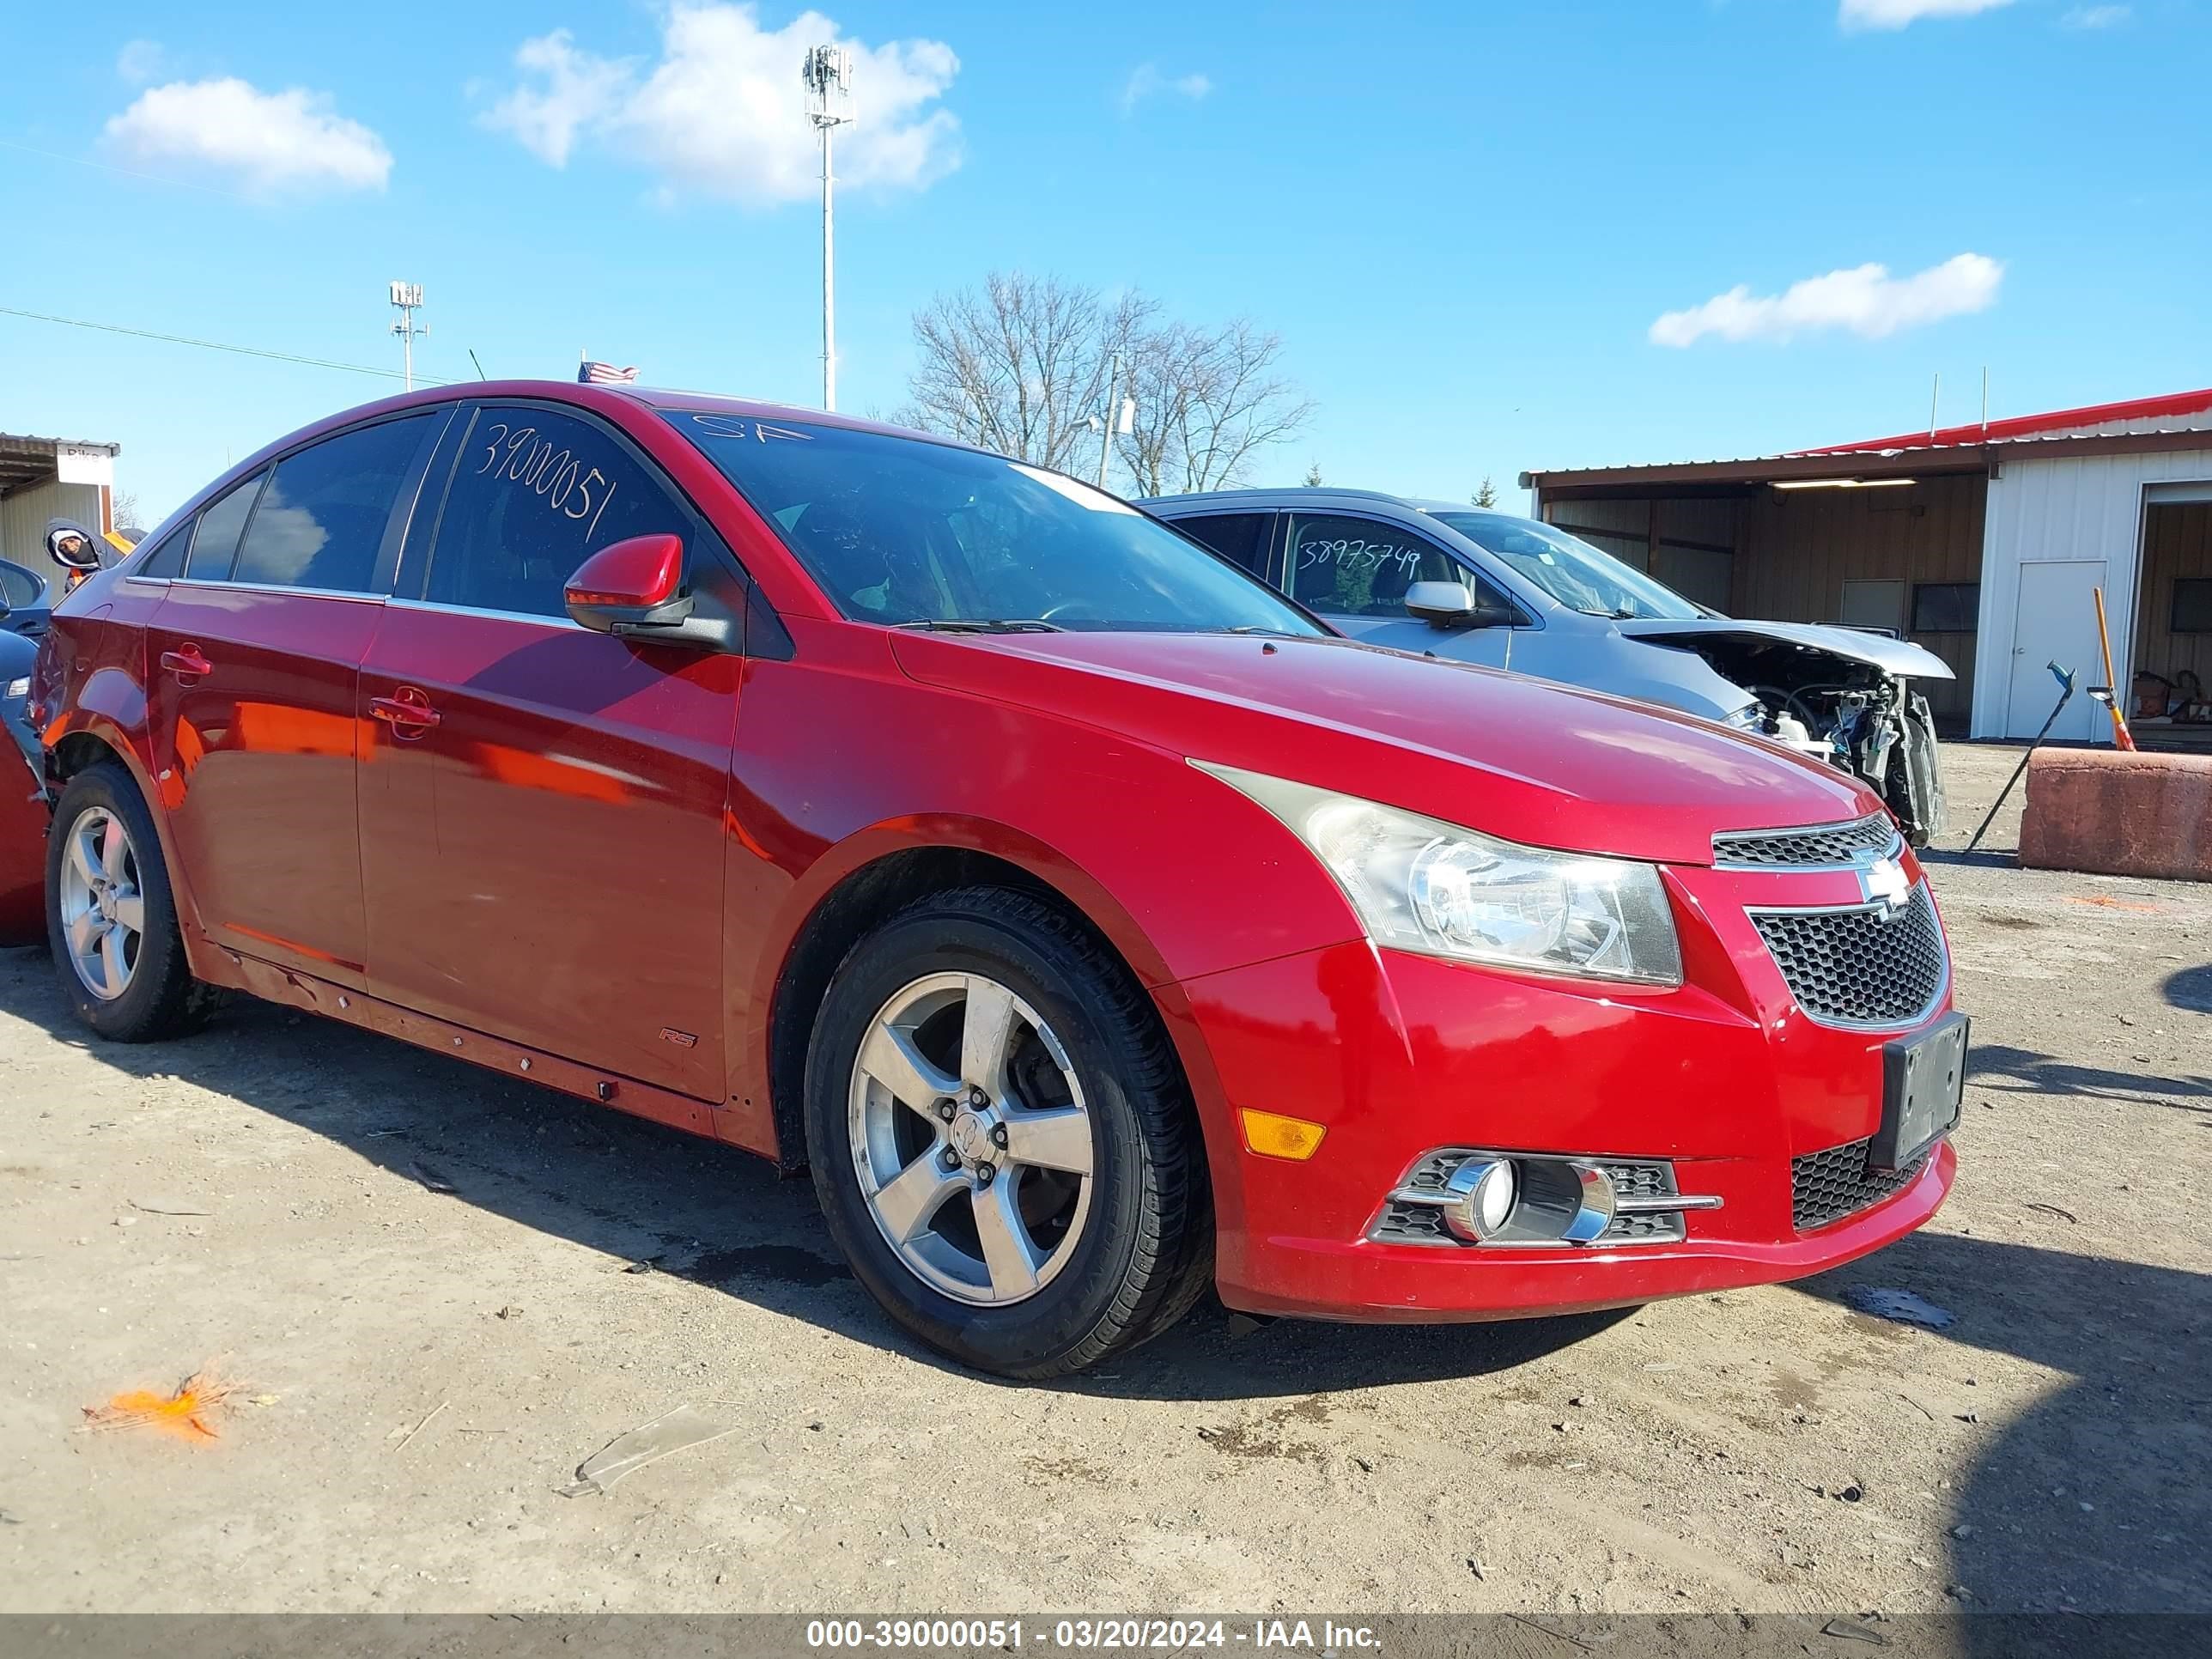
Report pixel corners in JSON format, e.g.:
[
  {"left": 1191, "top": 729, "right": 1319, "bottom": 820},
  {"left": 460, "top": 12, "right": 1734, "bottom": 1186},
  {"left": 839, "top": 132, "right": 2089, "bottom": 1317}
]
[
  {"left": 802, "top": 45, "right": 854, "bottom": 411},
  {"left": 389, "top": 282, "right": 427, "bottom": 392}
]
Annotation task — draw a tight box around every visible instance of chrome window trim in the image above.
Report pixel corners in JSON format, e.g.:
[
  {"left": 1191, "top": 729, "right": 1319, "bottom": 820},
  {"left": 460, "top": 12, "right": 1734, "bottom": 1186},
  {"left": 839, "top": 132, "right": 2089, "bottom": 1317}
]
[
  {"left": 386, "top": 595, "right": 584, "bottom": 632},
  {"left": 1743, "top": 887, "right": 1951, "bottom": 1032},
  {"left": 161, "top": 577, "right": 386, "bottom": 605}
]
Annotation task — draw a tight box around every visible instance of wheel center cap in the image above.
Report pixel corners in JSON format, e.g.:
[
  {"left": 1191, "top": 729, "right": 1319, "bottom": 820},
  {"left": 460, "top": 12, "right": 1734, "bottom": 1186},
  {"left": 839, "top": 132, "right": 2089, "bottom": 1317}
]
[{"left": 949, "top": 1110, "right": 991, "bottom": 1164}]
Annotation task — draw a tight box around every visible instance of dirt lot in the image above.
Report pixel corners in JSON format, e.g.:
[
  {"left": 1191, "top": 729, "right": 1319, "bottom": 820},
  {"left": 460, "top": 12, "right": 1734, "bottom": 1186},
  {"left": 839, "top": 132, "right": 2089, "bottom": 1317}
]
[{"left": 1, "top": 742, "right": 2206, "bottom": 1618}]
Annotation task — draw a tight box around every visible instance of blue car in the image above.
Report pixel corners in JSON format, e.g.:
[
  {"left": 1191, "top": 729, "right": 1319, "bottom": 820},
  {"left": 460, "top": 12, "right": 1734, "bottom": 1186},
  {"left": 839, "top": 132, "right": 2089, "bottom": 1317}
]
[{"left": 1144, "top": 488, "right": 1951, "bottom": 842}]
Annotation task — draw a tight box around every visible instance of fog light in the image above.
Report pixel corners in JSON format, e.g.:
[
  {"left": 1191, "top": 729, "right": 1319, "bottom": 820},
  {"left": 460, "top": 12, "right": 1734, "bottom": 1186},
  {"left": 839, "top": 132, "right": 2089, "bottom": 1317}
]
[
  {"left": 1560, "top": 1164, "right": 1620, "bottom": 1242},
  {"left": 1240, "top": 1109, "right": 1327, "bottom": 1161},
  {"left": 1442, "top": 1158, "right": 1516, "bottom": 1242}
]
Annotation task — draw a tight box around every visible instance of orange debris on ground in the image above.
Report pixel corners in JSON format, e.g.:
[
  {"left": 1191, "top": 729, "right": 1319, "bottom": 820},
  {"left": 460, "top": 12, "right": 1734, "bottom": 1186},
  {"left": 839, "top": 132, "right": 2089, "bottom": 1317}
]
[{"left": 82, "top": 1369, "right": 235, "bottom": 1444}]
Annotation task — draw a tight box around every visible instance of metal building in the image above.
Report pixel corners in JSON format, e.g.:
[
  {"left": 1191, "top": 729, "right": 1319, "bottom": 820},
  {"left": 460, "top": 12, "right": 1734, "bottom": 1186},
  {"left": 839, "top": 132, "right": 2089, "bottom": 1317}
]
[{"left": 1522, "top": 389, "right": 2212, "bottom": 744}]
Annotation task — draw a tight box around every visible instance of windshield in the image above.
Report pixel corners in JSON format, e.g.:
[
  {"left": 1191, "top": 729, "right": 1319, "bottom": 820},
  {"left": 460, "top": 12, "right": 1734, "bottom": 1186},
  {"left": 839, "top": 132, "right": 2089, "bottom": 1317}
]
[
  {"left": 1432, "top": 511, "right": 1707, "bottom": 622},
  {"left": 672, "top": 414, "right": 1325, "bottom": 636}
]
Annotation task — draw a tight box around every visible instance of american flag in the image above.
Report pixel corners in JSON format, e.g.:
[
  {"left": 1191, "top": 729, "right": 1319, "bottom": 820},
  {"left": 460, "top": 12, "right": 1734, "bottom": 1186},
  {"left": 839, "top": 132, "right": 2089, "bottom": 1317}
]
[{"left": 577, "top": 361, "right": 640, "bottom": 386}]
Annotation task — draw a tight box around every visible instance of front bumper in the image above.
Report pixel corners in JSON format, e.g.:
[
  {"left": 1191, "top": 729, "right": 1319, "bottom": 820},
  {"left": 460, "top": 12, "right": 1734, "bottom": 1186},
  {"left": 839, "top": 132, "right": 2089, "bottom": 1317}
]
[{"left": 1168, "top": 856, "right": 1958, "bottom": 1322}]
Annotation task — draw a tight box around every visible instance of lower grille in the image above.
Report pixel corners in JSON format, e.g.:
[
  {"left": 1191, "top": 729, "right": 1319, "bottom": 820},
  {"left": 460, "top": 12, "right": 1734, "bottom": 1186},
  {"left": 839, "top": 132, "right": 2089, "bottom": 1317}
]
[
  {"left": 1752, "top": 888, "right": 1948, "bottom": 1027},
  {"left": 1791, "top": 1137, "right": 1928, "bottom": 1231}
]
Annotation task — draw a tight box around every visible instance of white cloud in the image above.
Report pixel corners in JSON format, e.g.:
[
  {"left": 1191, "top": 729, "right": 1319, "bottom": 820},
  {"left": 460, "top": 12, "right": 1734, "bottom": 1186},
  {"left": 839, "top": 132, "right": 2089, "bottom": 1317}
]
[
  {"left": 483, "top": 4, "right": 961, "bottom": 208},
  {"left": 2060, "top": 3, "right": 2130, "bottom": 26},
  {"left": 1839, "top": 0, "right": 2014, "bottom": 28},
  {"left": 104, "top": 77, "right": 392, "bottom": 196},
  {"left": 1649, "top": 253, "right": 2003, "bottom": 347},
  {"left": 1119, "top": 64, "right": 1212, "bottom": 115}
]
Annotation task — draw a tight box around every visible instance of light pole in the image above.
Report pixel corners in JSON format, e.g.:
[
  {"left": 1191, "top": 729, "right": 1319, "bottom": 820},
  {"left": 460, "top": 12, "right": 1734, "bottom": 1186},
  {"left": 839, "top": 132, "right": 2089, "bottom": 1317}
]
[
  {"left": 1092, "top": 351, "right": 1134, "bottom": 487},
  {"left": 802, "top": 46, "right": 854, "bottom": 411},
  {"left": 388, "top": 282, "right": 426, "bottom": 391}
]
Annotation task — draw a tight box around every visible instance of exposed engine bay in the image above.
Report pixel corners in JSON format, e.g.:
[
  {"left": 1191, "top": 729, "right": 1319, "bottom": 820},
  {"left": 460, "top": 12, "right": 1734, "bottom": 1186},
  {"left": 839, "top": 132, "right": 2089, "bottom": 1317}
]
[{"left": 1631, "top": 626, "right": 1949, "bottom": 847}]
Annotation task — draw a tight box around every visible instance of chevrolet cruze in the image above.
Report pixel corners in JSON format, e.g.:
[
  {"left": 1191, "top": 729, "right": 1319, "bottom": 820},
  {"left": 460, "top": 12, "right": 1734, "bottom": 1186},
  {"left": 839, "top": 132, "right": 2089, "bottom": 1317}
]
[{"left": 24, "top": 382, "right": 1965, "bottom": 1376}]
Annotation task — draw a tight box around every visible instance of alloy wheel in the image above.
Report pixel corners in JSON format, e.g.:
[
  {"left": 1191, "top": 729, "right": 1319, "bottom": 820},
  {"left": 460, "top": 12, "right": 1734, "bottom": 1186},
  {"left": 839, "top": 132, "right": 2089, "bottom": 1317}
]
[
  {"left": 847, "top": 971, "right": 1097, "bottom": 1306},
  {"left": 57, "top": 805, "right": 144, "bottom": 1002}
]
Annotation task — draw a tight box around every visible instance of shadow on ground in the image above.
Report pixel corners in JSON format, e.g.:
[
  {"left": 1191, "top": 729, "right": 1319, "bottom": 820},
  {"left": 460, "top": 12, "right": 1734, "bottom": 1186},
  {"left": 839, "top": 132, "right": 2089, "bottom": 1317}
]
[
  {"left": 0, "top": 945, "right": 1620, "bottom": 1400},
  {"left": 1968, "top": 1040, "right": 2210, "bottom": 1113},
  {"left": 1791, "top": 1231, "right": 2212, "bottom": 1616}
]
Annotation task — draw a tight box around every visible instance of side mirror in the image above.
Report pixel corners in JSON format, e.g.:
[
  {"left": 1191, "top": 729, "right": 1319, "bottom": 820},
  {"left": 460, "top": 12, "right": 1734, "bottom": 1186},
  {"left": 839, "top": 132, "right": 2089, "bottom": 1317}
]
[
  {"left": 565, "top": 534, "right": 691, "bottom": 634},
  {"left": 46, "top": 529, "right": 102, "bottom": 572},
  {"left": 1406, "top": 580, "right": 1516, "bottom": 629}
]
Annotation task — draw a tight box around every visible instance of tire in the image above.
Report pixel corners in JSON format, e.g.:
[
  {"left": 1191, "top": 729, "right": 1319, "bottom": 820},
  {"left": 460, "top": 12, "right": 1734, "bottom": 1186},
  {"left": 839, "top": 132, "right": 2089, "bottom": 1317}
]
[
  {"left": 46, "top": 762, "right": 217, "bottom": 1042},
  {"left": 804, "top": 885, "right": 1212, "bottom": 1378}
]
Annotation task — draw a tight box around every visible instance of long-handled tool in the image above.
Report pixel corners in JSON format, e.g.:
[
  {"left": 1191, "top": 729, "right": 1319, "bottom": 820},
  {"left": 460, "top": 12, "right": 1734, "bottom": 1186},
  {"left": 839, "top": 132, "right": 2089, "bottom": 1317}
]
[
  {"left": 2092, "top": 586, "right": 2136, "bottom": 751},
  {"left": 1966, "top": 660, "right": 2075, "bottom": 854}
]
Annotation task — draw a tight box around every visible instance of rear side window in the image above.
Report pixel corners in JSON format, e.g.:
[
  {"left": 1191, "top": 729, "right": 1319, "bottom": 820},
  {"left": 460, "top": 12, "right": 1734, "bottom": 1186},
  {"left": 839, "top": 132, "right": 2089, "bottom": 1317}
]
[
  {"left": 1176, "top": 513, "right": 1273, "bottom": 578},
  {"left": 132, "top": 525, "right": 190, "bottom": 580},
  {"left": 232, "top": 416, "right": 434, "bottom": 592},
  {"left": 423, "top": 406, "right": 690, "bottom": 619},
  {"left": 185, "top": 471, "right": 265, "bottom": 580}
]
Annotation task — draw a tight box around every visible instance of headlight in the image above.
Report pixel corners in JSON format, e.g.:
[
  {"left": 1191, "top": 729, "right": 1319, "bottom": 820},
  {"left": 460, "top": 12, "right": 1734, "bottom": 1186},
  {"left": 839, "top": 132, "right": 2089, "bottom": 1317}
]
[
  {"left": 3, "top": 678, "right": 26, "bottom": 700},
  {"left": 1194, "top": 762, "right": 1683, "bottom": 987},
  {"left": 1721, "top": 701, "right": 1766, "bottom": 732}
]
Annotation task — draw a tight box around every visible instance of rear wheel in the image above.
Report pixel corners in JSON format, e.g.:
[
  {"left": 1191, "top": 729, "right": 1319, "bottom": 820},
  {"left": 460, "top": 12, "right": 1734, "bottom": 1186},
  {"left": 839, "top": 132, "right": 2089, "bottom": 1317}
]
[
  {"left": 46, "top": 763, "right": 216, "bottom": 1042},
  {"left": 804, "top": 886, "right": 1212, "bottom": 1377}
]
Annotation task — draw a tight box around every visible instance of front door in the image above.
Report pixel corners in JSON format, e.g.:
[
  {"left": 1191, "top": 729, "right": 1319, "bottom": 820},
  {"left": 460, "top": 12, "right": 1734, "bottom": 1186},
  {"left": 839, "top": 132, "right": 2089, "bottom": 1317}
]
[
  {"left": 1284, "top": 510, "right": 1520, "bottom": 667},
  {"left": 145, "top": 411, "right": 443, "bottom": 985},
  {"left": 2008, "top": 559, "right": 2107, "bottom": 740},
  {"left": 357, "top": 402, "right": 740, "bottom": 1099}
]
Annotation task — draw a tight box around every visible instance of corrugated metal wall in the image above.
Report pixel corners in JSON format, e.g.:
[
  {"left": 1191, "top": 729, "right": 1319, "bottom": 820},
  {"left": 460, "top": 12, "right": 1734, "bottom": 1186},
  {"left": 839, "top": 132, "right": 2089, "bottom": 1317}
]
[
  {"left": 0, "top": 479, "right": 104, "bottom": 584},
  {"left": 1735, "top": 475, "right": 1985, "bottom": 726},
  {"left": 1973, "top": 447, "right": 2212, "bottom": 738}
]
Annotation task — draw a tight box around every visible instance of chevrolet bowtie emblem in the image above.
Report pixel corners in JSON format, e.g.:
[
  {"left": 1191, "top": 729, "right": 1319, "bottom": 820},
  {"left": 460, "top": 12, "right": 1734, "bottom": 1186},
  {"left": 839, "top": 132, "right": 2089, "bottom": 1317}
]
[{"left": 1861, "top": 855, "right": 1911, "bottom": 915}]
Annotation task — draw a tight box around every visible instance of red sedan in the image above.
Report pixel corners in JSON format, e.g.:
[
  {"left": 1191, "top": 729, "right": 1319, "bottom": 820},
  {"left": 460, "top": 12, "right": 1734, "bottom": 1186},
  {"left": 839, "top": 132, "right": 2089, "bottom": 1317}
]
[{"left": 25, "top": 382, "right": 1963, "bottom": 1376}]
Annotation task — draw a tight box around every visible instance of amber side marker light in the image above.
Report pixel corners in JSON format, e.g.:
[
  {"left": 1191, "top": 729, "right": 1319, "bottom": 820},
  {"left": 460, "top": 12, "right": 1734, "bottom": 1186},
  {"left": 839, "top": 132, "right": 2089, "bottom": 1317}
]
[{"left": 1240, "top": 1109, "right": 1327, "bottom": 1161}]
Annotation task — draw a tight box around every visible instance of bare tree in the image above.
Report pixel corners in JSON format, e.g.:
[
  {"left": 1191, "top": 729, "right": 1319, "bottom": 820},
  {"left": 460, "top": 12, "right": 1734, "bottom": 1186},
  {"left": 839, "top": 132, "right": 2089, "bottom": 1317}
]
[
  {"left": 1115, "top": 319, "right": 1314, "bottom": 497},
  {"left": 901, "top": 273, "right": 1151, "bottom": 473},
  {"left": 902, "top": 272, "right": 1313, "bottom": 495}
]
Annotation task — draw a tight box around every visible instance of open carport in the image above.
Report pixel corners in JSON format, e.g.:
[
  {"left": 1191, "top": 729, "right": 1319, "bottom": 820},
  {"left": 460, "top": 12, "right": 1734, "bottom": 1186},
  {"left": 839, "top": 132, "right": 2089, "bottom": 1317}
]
[{"left": 1522, "top": 390, "right": 2212, "bottom": 743}]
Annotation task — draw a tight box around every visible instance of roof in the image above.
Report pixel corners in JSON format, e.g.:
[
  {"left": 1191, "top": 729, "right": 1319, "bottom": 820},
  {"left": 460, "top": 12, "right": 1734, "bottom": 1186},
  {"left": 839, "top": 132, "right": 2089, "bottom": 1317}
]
[
  {"left": 0, "top": 432, "right": 119, "bottom": 497},
  {"left": 1522, "top": 386, "right": 2212, "bottom": 495},
  {"left": 1795, "top": 386, "right": 2212, "bottom": 457}
]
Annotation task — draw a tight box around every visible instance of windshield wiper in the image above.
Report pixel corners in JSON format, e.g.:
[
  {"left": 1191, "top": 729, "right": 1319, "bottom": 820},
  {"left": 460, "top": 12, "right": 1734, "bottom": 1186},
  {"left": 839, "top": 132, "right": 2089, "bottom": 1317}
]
[{"left": 894, "top": 618, "right": 1065, "bottom": 634}]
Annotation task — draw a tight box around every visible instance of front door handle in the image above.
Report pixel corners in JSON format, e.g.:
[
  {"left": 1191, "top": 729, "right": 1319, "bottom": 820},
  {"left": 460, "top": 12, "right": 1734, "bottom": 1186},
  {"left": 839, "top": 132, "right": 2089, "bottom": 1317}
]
[
  {"left": 160, "top": 645, "right": 212, "bottom": 681},
  {"left": 368, "top": 691, "right": 441, "bottom": 735}
]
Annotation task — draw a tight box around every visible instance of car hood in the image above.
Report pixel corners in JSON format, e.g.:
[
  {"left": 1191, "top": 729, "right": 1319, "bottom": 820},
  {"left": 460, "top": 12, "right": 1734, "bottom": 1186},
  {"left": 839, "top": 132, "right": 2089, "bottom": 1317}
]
[
  {"left": 1615, "top": 617, "right": 1955, "bottom": 680},
  {"left": 890, "top": 630, "right": 1877, "bottom": 866}
]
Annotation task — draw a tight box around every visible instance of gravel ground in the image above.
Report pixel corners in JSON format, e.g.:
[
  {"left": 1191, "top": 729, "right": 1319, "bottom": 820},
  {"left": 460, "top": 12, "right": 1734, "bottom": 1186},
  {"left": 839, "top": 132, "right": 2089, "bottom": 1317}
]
[{"left": 0, "top": 742, "right": 2205, "bottom": 1618}]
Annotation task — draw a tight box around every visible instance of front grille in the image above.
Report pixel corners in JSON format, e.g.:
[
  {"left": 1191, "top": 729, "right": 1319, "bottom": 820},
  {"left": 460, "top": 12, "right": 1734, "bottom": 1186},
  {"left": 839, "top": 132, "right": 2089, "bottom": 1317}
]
[
  {"left": 1752, "top": 888, "right": 1947, "bottom": 1027},
  {"left": 1792, "top": 1137, "right": 1929, "bottom": 1231},
  {"left": 1714, "top": 813, "right": 1899, "bottom": 868}
]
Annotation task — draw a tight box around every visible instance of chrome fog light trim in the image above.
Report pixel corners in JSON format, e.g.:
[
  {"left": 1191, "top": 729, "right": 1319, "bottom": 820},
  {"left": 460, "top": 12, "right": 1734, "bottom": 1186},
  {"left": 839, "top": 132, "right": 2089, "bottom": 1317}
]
[
  {"left": 1440, "top": 1158, "right": 1516, "bottom": 1243},
  {"left": 1373, "top": 1148, "right": 1722, "bottom": 1249}
]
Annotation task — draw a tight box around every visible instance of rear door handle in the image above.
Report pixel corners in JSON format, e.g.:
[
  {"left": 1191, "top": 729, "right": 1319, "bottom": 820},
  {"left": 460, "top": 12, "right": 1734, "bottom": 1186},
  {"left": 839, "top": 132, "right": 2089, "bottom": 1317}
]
[
  {"left": 368, "top": 691, "right": 441, "bottom": 733},
  {"left": 160, "top": 646, "right": 212, "bottom": 680}
]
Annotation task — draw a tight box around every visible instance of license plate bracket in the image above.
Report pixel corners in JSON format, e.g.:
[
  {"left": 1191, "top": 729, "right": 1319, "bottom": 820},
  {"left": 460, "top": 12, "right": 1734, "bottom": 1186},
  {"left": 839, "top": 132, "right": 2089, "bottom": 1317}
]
[{"left": 1871, "top": 1012, "right": 1969, "bottom": 1173}]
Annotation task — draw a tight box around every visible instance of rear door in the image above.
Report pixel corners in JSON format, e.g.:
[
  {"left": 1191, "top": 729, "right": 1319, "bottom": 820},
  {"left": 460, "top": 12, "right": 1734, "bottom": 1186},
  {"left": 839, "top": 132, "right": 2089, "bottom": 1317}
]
[
  {"left": 145, "top": 410, "right": 448, "bottom": 986},
  {"left": 356, "top": 400, "right": 742, "bottom": 1098}
]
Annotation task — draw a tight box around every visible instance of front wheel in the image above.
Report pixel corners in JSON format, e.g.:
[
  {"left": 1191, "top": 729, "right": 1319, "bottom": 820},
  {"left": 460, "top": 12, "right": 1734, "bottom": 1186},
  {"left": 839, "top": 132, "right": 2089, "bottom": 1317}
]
[
  {"left": 46, "top": 763, "right": 216, "bottom": 1042},
  {"left": 804, "top": 886, "right": 1212, "bottom": 1377}
]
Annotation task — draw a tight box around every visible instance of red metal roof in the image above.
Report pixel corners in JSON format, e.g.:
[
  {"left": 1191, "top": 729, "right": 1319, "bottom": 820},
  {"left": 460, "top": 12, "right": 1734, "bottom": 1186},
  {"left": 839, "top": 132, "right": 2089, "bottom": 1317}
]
[{"left": 1794, "top": 386, "right": 2212, "bottom": 457}]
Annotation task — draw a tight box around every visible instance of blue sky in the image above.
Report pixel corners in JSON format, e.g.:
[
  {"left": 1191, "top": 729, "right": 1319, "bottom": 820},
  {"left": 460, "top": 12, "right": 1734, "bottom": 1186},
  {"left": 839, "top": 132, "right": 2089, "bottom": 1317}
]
[{"left": 2, "top": 0, "right": 2204, "bottom": 524}]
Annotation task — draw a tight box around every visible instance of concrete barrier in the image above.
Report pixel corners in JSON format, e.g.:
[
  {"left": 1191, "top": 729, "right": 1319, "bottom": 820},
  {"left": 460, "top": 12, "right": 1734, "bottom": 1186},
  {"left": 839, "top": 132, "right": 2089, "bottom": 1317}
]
[{"left": 2019, "top": 746, "right": 2212, "bottom": 881}]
